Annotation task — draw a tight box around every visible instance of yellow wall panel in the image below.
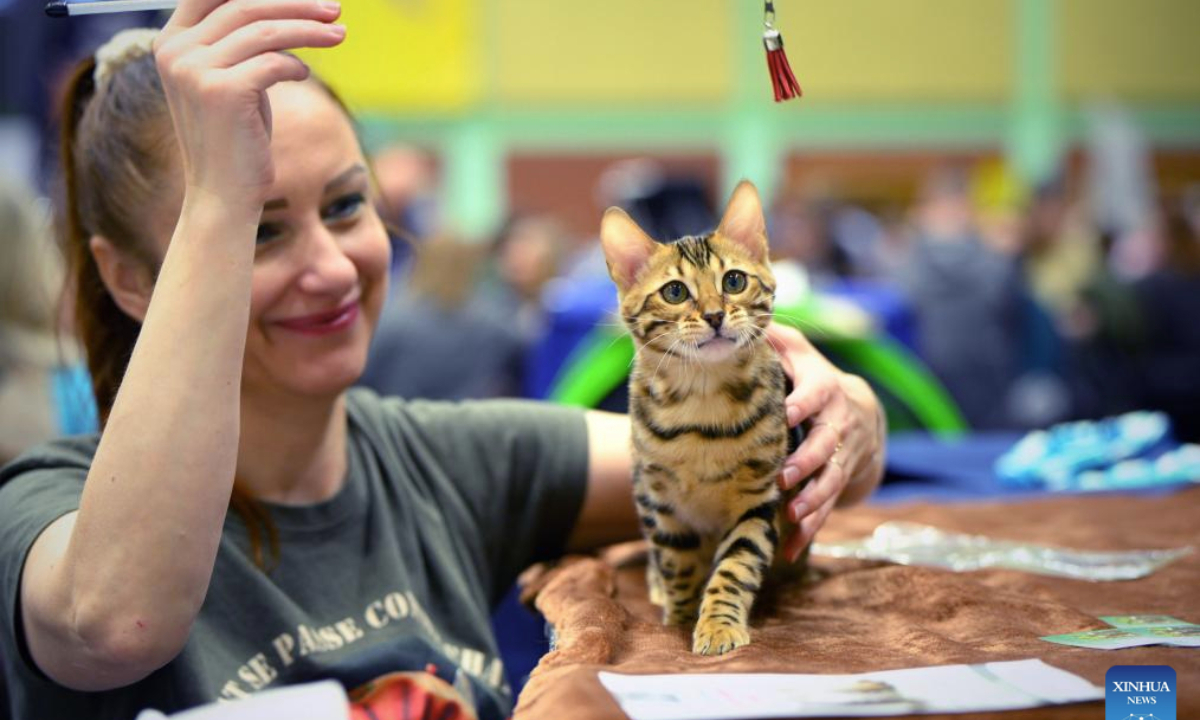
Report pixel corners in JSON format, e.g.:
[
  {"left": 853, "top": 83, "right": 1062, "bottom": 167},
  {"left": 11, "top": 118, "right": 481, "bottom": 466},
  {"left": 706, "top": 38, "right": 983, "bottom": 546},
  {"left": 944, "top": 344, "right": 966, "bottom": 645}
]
[
  {"left": 781, "top": 0, "right": 1011, "bottom": 102},
  {"left": 494, "top": 0, "right": 731, "bottom": 105},
  {"left": 1060, "top": 0, "right": 1200, "bottom": 101},
  {"left": 298, "top": 0, "right": 482, "bottom": 113}
]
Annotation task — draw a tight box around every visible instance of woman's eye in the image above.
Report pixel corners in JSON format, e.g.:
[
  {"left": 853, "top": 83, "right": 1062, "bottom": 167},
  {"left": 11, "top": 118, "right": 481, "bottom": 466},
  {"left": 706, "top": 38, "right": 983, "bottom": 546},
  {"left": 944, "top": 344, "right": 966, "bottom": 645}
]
[
  {"left": 256, "top": 223, "right": 283, "bottom": 245},
  {"left": 660, "top": 281, "right": 689, "bottom": 304},
  {"left": 323, "top": 192, "right": 366, "bottom": 222},
  {"left": 723, "top": 270, "right": 748, "bottom": 294}
]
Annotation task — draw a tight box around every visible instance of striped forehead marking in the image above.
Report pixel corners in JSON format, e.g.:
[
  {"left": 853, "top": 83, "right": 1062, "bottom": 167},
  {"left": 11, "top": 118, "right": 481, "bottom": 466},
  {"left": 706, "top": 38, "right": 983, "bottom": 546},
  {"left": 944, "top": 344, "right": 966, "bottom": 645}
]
[{"left": 669, "top": 233, "right": 715, "bottom": 269}]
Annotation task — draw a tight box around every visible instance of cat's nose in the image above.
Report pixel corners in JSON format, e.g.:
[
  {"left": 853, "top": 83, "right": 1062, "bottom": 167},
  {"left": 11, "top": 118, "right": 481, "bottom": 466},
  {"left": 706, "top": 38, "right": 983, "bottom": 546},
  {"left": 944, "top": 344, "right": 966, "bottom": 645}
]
[{"left": 703, "top": 311, "right": 725, "bottom": 329}]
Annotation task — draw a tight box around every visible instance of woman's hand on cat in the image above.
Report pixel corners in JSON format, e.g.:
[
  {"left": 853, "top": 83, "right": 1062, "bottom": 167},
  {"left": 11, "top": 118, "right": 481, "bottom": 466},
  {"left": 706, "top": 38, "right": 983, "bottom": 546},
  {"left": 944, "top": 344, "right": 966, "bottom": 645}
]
[{"left": 766, "top": 323, "right": 886, "bottom": 561}]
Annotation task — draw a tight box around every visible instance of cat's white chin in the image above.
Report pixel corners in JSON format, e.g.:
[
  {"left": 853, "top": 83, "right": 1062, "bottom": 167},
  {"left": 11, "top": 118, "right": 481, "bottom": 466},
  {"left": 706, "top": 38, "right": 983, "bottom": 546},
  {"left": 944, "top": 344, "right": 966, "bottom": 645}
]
[{"left": 693, "top": 336, "right": 740, "bottom": 362}]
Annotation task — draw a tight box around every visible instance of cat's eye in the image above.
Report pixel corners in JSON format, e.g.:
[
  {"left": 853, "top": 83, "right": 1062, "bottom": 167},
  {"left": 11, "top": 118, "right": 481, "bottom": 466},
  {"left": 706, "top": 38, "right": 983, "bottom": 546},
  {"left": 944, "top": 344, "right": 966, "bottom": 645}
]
[
  {"left": 660, "top": 281, "right": 690, "bottom": 304},
  {"left": 723, "top": 270, "right": 748, "bottom": 294}
]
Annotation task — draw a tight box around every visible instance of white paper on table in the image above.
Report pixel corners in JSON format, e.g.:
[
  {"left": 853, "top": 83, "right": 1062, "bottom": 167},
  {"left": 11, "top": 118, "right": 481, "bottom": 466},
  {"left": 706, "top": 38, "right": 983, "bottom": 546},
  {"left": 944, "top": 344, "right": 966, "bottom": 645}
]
[
  {"left": 597, "top": 659, "right": 1102, "bottom": 720},
  {"left": 134, "top": 680, "right": 350, "bottom": 720}
]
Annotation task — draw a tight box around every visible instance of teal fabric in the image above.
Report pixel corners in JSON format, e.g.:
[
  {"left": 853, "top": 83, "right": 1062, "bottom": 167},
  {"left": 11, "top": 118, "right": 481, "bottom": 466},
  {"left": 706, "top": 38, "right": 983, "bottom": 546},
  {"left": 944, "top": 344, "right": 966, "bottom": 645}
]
[{"left": 49, "top": 364, "right": 97, "bottom": 436}]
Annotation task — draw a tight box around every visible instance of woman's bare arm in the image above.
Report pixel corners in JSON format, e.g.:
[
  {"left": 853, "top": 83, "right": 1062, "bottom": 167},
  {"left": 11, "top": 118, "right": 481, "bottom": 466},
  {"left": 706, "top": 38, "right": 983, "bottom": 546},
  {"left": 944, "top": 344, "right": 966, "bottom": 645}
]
[{"left": 18, "top": 0, "right": 344, "bottom": 690}]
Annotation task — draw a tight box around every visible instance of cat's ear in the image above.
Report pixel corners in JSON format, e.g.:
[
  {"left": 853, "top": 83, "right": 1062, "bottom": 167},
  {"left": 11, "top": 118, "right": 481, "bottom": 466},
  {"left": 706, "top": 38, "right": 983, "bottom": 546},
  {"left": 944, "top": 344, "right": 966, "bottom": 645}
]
[
  {"left": 600, "top": 207, "right": 658, "bottom": 291},
  {"left": 717, "top": 180, "right": 768, "bottom": 262}
]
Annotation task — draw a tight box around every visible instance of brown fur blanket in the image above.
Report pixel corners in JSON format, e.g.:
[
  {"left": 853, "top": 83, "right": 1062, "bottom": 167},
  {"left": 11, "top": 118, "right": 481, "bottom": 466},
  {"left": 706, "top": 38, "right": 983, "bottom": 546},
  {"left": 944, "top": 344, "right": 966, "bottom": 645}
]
[{"left": 515, "top": 487, "right": 1200, "bottom": 720}]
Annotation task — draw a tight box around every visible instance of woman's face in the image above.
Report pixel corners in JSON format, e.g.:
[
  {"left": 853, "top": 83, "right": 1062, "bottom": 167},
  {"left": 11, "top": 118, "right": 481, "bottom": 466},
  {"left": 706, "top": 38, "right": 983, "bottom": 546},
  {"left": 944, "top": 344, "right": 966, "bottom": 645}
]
[
  {"left": 147, "top": 82, "right": 391, "bottom": 402},
  {"left": 243, "top": 82, "right": 391, "bottom": 401}
]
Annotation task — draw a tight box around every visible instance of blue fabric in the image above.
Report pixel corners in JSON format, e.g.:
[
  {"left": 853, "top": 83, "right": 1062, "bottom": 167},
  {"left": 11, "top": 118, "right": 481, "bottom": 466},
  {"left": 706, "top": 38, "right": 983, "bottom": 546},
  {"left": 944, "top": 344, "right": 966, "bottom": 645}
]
[
  {"left": 49, "top": 364, "right": 98, "bottom": 435},
  {"left": 875, "top": 430, "right": 1194, "bottom": 506},
  {"left": 525, "top": 276, "right": 617, "bottom": 399},
  {"left": 490, "top": 587, "right": 550, "bottom": 700}
]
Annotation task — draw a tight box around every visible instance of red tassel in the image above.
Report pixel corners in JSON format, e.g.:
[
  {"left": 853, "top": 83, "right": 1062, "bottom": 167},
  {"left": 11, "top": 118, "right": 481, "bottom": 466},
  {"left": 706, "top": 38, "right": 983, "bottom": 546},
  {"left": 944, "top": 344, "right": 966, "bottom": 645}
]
[{"left": 764, "top": 28, "right": 802, "bottom": 102}]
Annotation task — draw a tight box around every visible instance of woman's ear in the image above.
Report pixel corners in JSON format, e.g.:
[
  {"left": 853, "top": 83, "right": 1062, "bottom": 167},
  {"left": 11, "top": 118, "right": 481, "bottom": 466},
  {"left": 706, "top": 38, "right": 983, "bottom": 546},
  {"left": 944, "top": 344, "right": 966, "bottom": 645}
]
[{"left": 89, "top": 235, "right": 154, "bottom": 323}]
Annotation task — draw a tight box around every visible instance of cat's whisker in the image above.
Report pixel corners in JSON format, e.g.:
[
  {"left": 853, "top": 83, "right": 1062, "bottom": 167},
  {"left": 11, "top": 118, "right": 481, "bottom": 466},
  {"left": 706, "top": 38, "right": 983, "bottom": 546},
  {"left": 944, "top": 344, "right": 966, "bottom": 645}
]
[
  {"left": 743, "top": 323, "right": 769, "bottom": 339},
  {"left": 614, "top": 318, "right": 686, "bottom": 365},
  {"left": 650, "top": 346, "right": 675, "bottom": 383},
  {"left": 751, "top": 310, "right": 821, "bottom": 334},
  {"left": 638, "top": 330, "right": 676, "bottom": 360},
  {"left": 602, "top": 328, "right": 634, "bottom": 355},
  {"left": 648, "top": 337, "right": 682, "bottom": 383}
]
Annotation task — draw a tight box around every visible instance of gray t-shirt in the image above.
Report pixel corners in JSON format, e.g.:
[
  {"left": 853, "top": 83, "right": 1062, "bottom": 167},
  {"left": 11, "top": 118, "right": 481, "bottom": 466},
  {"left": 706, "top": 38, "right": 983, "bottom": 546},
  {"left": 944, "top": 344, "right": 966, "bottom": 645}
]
[{"left": 0, "top": 388, "right": 590, "bottom": 720}]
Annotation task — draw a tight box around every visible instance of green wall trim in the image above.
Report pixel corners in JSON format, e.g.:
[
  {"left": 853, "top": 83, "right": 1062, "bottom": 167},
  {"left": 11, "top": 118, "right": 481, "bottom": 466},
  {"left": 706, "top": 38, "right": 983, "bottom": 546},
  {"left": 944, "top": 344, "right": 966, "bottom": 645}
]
[
  {"left": 358, "top": 104, "right": 1200, "bottom": 155},
  {"left": 1010, "top": 0, "right": 1064, "bottom": 185}
]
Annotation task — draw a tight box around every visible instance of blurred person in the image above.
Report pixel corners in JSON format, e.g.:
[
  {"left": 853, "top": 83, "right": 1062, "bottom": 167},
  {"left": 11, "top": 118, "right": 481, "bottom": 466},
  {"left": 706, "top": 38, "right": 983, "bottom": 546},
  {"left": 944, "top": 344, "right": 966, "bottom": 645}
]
[
  {"left": 489, "top": 212, "right": 567, "bottom": 342},
  {"left": 828, "top": 203, "right": 893, "bottom": 279},
  {"left": 1018, "top": 178, "right": 1103, "bottom": 336},
  {"left": 370, "top": 143, "right": 437, "bottom": 271},
  {"left": 970, "top": 158, "right": 1029, "bottom": 259},
  {"left": 1129, "top": 197, "right": 1200, "bottom": 440},
  {"left": 767, "top": 185, "right": 893, "bottom": 281},
  {"left": 768, "top": 192, "right": 845, "bottom": 284},
  {"left": 1086, "top": 104, "right": 1157, "bottom": 248},
  {"left": 896, "top": 164, "right": 1067, "bottom": 429},
  {"left": 0, "top": 177, "right": 94, "bottom": 464},
  {"left": 1071, "top": 196, "right": 1200, "bottom": 441},
  {"left": 360, "top": 233, "right": 525, "bottom": 400},
  {"left": 562, "top": 160, "right": 716, "bottom": 282},
  {"left": 1183, "top": 183, "right": 1200, "bottom": 238},
  {"left": 1107, "top": 212, "right": 1169, "bottom": 282}
]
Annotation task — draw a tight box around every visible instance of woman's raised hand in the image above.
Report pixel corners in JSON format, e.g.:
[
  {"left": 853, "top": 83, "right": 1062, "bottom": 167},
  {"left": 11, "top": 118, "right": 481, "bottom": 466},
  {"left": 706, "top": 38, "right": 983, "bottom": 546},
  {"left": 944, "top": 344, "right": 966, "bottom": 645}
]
[{"left": 152, "top": 0, "right": 345, "bottom": 209}]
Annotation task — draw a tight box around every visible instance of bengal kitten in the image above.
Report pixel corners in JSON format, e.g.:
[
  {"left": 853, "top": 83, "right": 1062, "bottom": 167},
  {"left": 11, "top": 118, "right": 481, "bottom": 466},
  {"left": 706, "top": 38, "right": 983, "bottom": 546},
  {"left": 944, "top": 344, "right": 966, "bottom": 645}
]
[{"left": 600, "top": 181, "right": 799, "bottom": 656}]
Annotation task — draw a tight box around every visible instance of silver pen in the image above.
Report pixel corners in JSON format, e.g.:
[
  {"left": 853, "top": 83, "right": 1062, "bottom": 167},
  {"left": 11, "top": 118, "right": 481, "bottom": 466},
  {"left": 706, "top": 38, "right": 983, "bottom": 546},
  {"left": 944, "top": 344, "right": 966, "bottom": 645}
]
[{"left": 46, "top": 0, "right": 177, "bottom": 18}]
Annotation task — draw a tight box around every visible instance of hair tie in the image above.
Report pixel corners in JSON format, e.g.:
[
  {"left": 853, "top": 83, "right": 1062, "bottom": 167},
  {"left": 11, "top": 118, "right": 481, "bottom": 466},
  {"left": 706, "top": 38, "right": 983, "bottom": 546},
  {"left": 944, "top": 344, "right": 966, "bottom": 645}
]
[{"left": 94, "top": 27, "right": 159, "bottom": 89}]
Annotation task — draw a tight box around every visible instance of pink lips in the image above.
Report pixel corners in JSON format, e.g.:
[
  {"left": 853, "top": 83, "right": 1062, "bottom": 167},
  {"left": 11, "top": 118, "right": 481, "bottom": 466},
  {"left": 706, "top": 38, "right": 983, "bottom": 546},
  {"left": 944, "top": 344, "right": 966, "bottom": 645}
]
[{"left": 275, "top": 301, "right": 360, "bottom": 336}]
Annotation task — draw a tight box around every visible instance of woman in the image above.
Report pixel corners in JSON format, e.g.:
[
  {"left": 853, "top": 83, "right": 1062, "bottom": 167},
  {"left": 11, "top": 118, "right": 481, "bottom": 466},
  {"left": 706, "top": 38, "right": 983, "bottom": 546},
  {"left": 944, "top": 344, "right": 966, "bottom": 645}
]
[{"left": 0, "top": 1, "right": 885, "bottom": 718}]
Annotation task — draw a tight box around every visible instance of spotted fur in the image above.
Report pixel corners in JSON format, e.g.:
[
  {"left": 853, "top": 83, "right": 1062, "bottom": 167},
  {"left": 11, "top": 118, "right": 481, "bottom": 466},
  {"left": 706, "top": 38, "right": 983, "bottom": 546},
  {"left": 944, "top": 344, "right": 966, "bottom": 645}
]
[{"left": 600, "top": 181, "right": 799, "bottom": 656}]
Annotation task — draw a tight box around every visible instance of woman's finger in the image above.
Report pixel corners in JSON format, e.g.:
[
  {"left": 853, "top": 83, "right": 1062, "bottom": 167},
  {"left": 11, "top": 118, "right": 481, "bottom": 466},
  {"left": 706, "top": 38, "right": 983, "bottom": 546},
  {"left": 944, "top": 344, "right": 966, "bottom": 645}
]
[
  {"left": 207, "top": 19, "right": 345, "bottom": 69},
  {"left": 781, "top": 525, "right": 805, "bottom": 565},
  {"left": 786, "top": 456, "right": 846, "bottom": 522},
  {"left": 784, "top": 372, "right": 835, "bottom": 426},
  {"left": 189, "top": 0, "right": 341, "bottom": 46},
  {"left": 779, "top": 417, "right": 841, "bottom": 489},
  {"left": 794, "top": 496, "right": 836, "bottom": 556},
  {"left": 781, "top": 494, "right": 832, "bottom": 563},
  {"left": 218, "top": 51, "right": 312, "bottom": 94}
]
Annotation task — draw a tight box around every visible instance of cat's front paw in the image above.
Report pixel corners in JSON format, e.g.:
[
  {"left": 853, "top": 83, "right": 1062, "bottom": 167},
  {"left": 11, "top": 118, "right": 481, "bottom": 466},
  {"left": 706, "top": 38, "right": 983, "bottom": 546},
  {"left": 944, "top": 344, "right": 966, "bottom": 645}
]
[{"left": 692, "top": 622, "right": 750, "bottom": 655}]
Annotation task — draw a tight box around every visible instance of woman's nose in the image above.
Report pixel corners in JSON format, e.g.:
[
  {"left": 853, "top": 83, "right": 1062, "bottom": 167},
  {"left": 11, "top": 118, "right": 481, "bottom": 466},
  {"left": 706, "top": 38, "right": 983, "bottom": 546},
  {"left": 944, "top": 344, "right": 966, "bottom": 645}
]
[{"left": 297, "top": 226, "right": 357, "bottom": 295}]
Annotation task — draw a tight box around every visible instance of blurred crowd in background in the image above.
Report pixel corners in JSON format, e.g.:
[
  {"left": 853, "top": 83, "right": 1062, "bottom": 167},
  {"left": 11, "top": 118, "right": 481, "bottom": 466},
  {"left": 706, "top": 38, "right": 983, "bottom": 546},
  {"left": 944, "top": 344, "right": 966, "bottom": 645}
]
[
  {"left": 2, "top": 0, "right": 1199, "bottom": 465},
  {"left": 354, "top": 139, "right": 1200, "bottom": 444}
]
